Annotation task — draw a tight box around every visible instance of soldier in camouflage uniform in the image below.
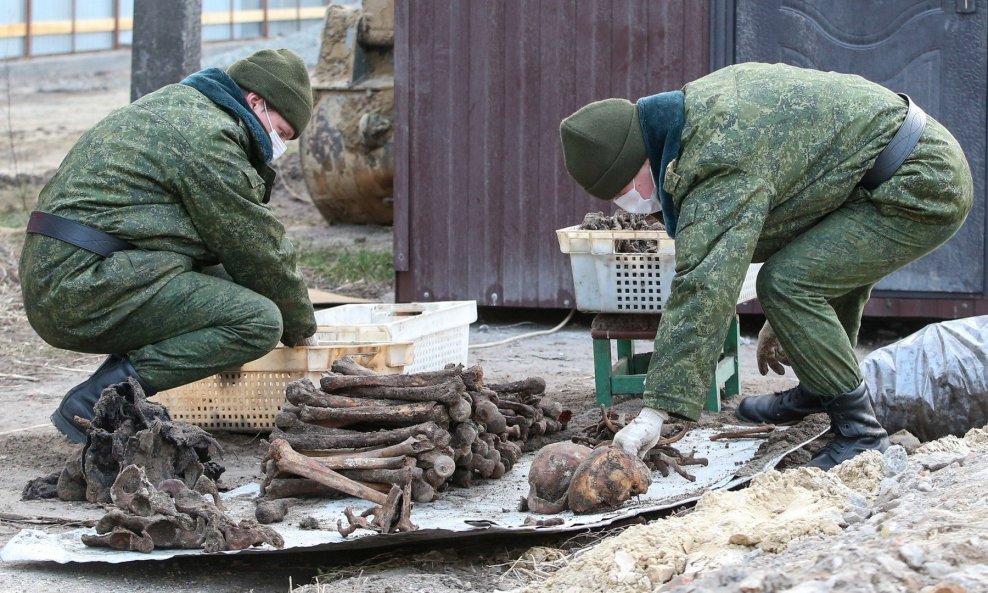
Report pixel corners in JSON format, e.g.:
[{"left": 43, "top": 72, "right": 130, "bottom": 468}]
[
  {"left": 19, "top": 49, "right": 318, "bottom": 442},
  {"left": 560, "top": 63, "right": 973, "bottom": 471}
]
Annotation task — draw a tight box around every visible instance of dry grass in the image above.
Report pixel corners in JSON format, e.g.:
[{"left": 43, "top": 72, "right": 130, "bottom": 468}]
[
  {"left": 0, "top": 230, "right": 22, "bottom": 329},
  {"left": 494, "top": 545, "right": 572, "bottom": 588},
  {"left": 0, "top": 229, "right": 94, "bottom": 383},
  {"left": 0, "top": 229, "right": 32, "bottom": 365},
  {"left": 310, "top": 552, "right": 403, "bottom": 588},
  {"left": 494, "top": 522, "right": 642, "bottom": 590}
]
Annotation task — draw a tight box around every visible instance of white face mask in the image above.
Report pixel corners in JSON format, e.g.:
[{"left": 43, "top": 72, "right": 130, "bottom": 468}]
[
  {"left": 262, "top": 102, "right": 288, "bottom": 161},
  {"left": 613, "top": 170, "right": 661, "bottom": 215}
]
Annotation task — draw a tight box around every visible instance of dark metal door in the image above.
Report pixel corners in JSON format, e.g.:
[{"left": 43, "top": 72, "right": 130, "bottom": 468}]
[
  {"left": 394, "top": 0, "right": 710, "bottom": 307},
  {"left": 730, "top": 0, "right": 987, "bottom": 295}
]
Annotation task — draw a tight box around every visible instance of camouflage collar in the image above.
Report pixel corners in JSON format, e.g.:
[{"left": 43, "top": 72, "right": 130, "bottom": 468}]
[
  {"left": 181, "top": 68, "right": 273, "bottom": 166},
  {"left": 637, "top": 91, "right": 685, "bottom": 238}
]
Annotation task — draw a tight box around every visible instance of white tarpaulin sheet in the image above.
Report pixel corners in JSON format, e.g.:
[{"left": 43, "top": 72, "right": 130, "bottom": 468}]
[{"left": 1, "top": 425, "right": 819, "bottom": 564}]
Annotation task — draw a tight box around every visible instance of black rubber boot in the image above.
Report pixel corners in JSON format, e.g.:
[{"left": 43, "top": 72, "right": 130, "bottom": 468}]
[
  {"left": 806, "top": 382, "right": 889, "bottom": 471},
  {"left": 50, "top": 355, "right": 154, "bottom": 443},
  {"left": 735, "top": 384, "right": 824, "bottom": 425}
]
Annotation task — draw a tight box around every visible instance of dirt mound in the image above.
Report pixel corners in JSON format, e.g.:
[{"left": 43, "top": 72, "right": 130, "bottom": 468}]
[{"left": 524, "top": 426, "right": 988, "bottom": 593}]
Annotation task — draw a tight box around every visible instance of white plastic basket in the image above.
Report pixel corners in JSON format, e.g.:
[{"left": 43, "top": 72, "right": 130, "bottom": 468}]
[
  {"left": 556, "top": 225, "right": 761, "bottom": 313},
  {"left": 314, "top": 301, "right": 478, "bottom": 373},
  {"left": 155, "top": 342, "right": 412, "bottom": 433}
]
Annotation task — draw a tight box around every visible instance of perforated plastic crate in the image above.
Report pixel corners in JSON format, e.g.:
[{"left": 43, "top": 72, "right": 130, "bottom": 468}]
[
  {"left": 155, "top": 342, "right": 411, "bottom": 433},
  {"left": 314, "top": 301, "right": 477, "bottom": 373},
  {"left": 556, "top": 225, "right": 761, "bottom": 313}
]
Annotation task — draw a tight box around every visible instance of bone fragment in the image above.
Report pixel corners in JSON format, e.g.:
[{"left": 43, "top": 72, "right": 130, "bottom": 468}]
[
  {"left": 286, "top": 379, "right": 399, "bottom": 408},
  {"left": 308, "top": 435, "right": 435, "bottom": 460},
  {"left": 538, "top": 400, "right": 564, "bottom": 421},
  {"left": 320, "top": 366, "right": 466, "bottom": 391},
  {"left": 262, "top": 478, "right": 343, "bottom": 500},
  {"left": 415, "top": 450, "right": 455, "bottom": 478},
  {"left": 269, "top": 422, "right": 449, "bottom": 451},
  {"left": 411, "top": 478, "right": 437, "bottom": 502},
  {"left": 298, "top": 401, "right": 449, "bottom": 428},
  {"left": 447, "top": 395, "right": 472, "bottom": 423},
  {"left": 331, "top": 356, "right": 380, "bottom": 376},
  {"left": 337, "top": 465, "right": 422, "bottom": 487},
  {"left": 268, "top": 439, "right": 389, "bottom": 505},
  {"left": 487, "top": 377, "right": 546, "bottom": 397},
  {"left": 314, "top": 455, "right": 407, "bottom": 470},
  {"left": 320, "top": 378, "right": 467, "bottom": 407},
  {"left": 496, "top": 399, "right": 542, "bottom": 420}
]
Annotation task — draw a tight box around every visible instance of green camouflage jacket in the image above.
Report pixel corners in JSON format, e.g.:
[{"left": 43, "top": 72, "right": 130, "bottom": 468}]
[
  {"left": 19, "top": 83, "right": 316, "bottom": 347},
  {"left": 644, "top": 62, "right": 961, "bottom": 420}
]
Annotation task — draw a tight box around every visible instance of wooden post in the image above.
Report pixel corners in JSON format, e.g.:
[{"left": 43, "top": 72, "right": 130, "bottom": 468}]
[
  {"left": 261, "top": 0, "right": 268, "bottom": 38},
  {"left": 70, "top": 0, "right": 76, "bottom": 54},
  {"left": 112, "top": 0, "right": 120, "bottom": 50},
  {"left": 24, "top": 0, "right": 32, "bottom": 58}
]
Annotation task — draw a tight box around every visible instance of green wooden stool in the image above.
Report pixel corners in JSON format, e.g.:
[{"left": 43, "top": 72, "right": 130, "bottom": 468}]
[{"left": 590, "top": 313, "right": 741, "bottom": 412}]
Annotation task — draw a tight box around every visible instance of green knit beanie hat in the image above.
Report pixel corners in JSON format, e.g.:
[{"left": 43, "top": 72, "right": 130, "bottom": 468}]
[
  {"left": 559, "top": 98, "right": 647, "bottom": 200},
  {"left": 228, "top": 49, "right": 313, "bottom": 139}
]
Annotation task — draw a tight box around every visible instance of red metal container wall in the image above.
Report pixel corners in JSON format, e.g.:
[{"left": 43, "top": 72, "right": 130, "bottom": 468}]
[{"left": 394, "top": 0, "right": 709, "bottom": 307}]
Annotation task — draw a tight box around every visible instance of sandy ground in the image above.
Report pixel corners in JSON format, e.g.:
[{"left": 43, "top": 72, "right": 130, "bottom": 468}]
[{"left": 1, "top": 41, "right": 978, "bottom": 593}]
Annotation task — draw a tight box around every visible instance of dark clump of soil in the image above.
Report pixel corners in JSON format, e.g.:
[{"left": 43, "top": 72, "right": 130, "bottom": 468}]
[
  {"left": 255, "top": 499, "right": 292, "bottom": 524},
  {"left": 22, "top": 471, "right": 59, "bottom": 500},
  {"left": 735, "top": 414, "right": 830, "bottom": 477},
  {"left": 53, "top": 378, "right": 224, "bottom": 504}
]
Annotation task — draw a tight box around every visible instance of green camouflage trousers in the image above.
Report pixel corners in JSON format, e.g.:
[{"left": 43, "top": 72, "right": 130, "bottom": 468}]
[
  {"left": 757, "top": 117, "right": 973, "bottom": 399},
  {"left": 22, "top": 255, "right": 283, "bottom": 392}
]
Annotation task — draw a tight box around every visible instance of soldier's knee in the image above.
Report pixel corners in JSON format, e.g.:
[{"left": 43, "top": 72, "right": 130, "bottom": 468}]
[
  {"left": 243, "top": 298, "right": 283, "bottom": 356},
  {"left": 756, "top": 260, "right": 795, "bottom": 309}
]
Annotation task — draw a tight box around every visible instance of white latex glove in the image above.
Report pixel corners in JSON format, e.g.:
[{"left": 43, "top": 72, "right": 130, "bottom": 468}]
[
  {"left": 613, "top": 407, "right": 668, "bottom": 459},
  {"left": 756, "top": 320, "right": 790, "bottom": 376},
  {"left": 295, "top": 335, "right": 320, "bottom": 348}
]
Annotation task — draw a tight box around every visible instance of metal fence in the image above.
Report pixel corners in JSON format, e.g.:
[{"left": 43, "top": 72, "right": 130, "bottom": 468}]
[{"left": 0, "top": 0, "right": 332, "bottom": 59}]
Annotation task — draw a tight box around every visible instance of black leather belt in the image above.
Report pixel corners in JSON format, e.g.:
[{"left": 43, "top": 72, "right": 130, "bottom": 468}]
[
  {"left": 859, "top": 93, "right": 927, "bottom": 191},
  {"left": 27, "top": 211, "right": 133, "bottom": 257}
]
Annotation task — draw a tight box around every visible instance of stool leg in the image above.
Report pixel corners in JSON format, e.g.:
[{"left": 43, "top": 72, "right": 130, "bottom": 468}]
[
  {"left": 705, "top": 380, "right": 721, "bottom": 413},
  {"left": 593, "top": 339, "right": 613, "bottom": 407},
  {"left": 616, "top": 339, "right": 633, "bottom": 365},
  {"left": 724, "top": 315, "right": 741, "bottom": 399},
  {"left": 705, "top": 315, "right": 741, "bottom": 412}
]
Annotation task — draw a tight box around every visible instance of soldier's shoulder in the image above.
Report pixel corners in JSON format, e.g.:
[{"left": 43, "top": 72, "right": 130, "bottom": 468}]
[{"left": 133, "top": 85, "right": 248, "bottom": 149}]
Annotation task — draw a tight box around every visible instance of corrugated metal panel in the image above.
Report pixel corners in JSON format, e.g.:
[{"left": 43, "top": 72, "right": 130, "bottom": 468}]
[{"left": 395, "top": 0, "right": 710, "bottom": 307}]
